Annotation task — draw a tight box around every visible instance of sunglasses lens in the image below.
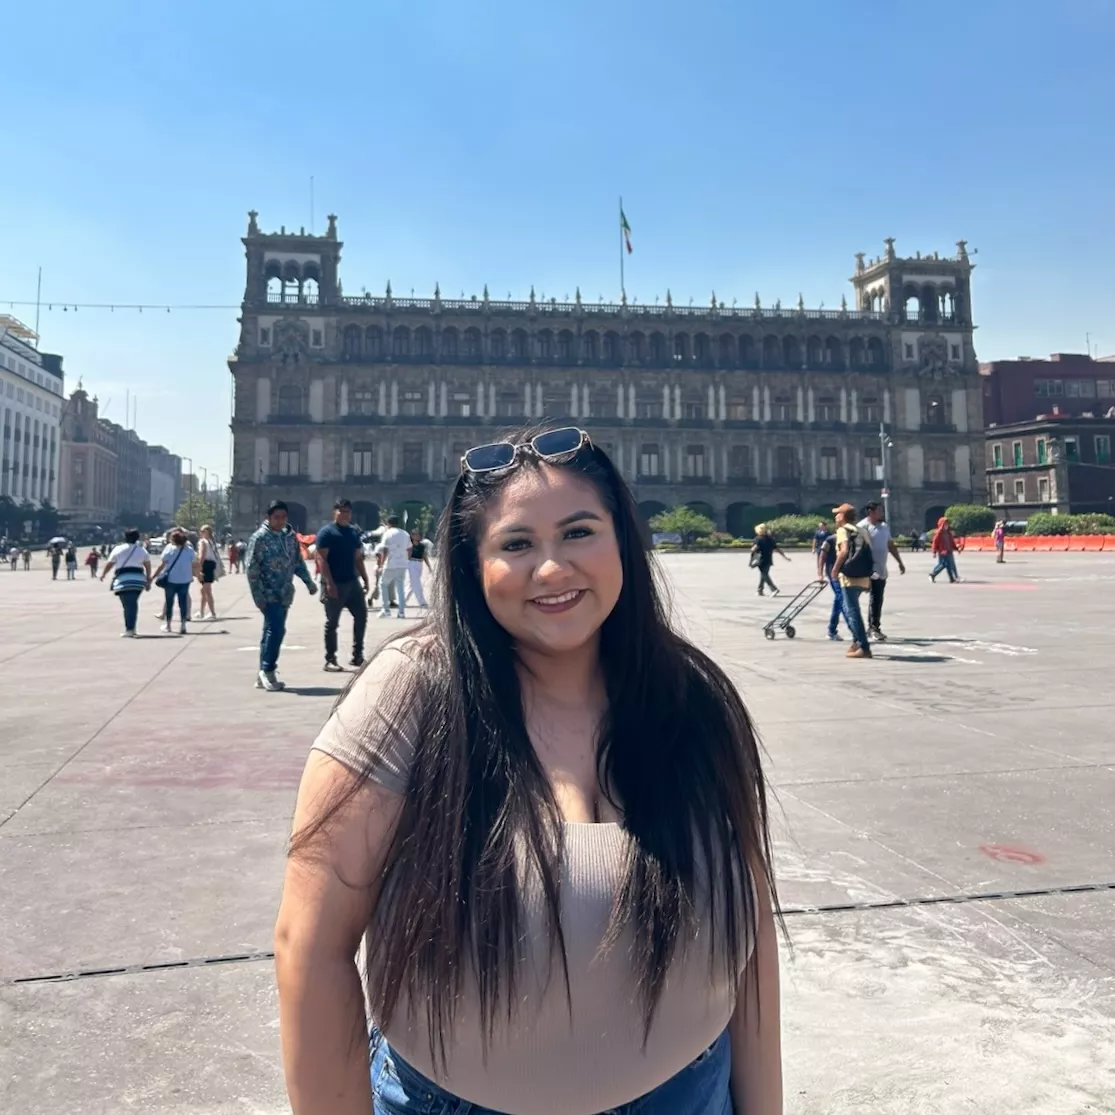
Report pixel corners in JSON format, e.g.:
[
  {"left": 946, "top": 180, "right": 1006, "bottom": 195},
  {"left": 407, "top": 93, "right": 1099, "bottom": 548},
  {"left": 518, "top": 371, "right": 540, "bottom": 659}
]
[
  {"left": 532, "top": 427, "right": 583, "bottom": 458},
  {"left": 463, "top": 442, "right": 515, "bottom": 472}
]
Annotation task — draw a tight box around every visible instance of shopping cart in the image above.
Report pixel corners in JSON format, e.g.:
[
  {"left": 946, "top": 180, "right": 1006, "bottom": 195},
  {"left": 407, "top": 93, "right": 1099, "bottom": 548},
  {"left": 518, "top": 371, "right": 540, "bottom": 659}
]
[{"left": 762, "top": 579, "right": 827, "bottom": 640}]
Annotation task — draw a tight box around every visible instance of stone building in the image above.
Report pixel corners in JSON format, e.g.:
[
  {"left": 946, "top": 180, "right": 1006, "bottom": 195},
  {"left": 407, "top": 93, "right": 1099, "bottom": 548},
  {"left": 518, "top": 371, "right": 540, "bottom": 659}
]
[
  {"left": 57, "top": 387, "right": 119, "bottom": 530},
  {"left": 229, "top": 214, "right": 984, "bottom": 536}
]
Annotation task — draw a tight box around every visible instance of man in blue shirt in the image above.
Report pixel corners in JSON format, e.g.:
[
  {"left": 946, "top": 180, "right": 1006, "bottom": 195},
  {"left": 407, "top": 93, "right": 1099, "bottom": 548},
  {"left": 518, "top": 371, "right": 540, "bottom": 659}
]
[
  {"left": 314, "top": 498, "right": 370, "bottom": 671},
  {"left": 816, "top": 527, "right": 847, "bottom": 641}
]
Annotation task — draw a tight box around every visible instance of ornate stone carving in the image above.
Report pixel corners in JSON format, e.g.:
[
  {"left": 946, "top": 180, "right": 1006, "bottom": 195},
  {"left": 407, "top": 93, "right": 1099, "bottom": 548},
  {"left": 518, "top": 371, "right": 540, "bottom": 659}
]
[
  {"left": 917, "top": 335, "right": 958, "bottom": 379},
  {"left": 273, "top": 318, "right": 309, "bottom": 366}
]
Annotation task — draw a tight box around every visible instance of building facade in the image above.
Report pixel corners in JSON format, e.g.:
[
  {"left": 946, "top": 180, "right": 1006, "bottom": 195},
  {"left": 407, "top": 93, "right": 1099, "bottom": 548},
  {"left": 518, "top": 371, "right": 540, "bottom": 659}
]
[
  {"left": 0, "top": 316, "right": 64, "bottom": 507},
  {"left": 148, "top": 445, "right": 182, "bottom": 523},
  {"left": 228, "top": 215, "right": 985, "bottom": 536},
  {"left": 986, "top": 416, "right": 1115, "bottom": 517},
  {"left": 980, "top": 352, "right": 1115, "bottom": 426},
  {"left": 57, "top": 388, "right": 120, "bottom": 529}
]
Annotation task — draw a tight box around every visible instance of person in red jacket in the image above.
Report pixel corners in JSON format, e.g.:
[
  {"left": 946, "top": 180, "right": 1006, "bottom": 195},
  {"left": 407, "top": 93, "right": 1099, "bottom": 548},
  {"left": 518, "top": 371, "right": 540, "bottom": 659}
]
[{"left": 929, "top": 517, "right": 959, "bottom": 583}]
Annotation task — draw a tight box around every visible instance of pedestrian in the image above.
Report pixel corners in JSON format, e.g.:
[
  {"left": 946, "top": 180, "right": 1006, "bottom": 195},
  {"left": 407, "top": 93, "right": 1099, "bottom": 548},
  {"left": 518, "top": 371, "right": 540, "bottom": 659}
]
[
  {"left": 993, "top": 519, "right": 1006, "bottom": 563},
  {"left": 152, "top": 529, "right": 197, "bottom": 635},
  {"left": 227, "top": 539, "right": 240, "bottom": 574},
  {"left": 275, "top": 424, "right": 782, "bottom": 1115},
  {"left": 196, "top": 524, "right": 224, "bottom": 620},
  {"left": 50, "top": 544, "right": 62, "bottom": 581},
  {"left": 929, "top": 516, "right": 959, "bottom": 583},
  {"left": 811, "top": 520, "right": 828, "bottom": 557},
  {"left": 858, "top": 501, "right": 906, "bottom": 643},
  {"left": 374, "top": 513, "right": 410, "bottom": 619},
  {"left": 315, "top": 498, "right": 370, "bottom": 672},
  {"left": 750, "top": 523, "right": 790, "bottom": 596},
  {"left": 85, "top": 548, "right": 100, "bottom": 577},
  {"left": 245, "top": 499, "right": 318, "bottom": 692},
  {"left": 21, "top": 548, "right": 31, "bottom": 570},
  {"left": 816, "top": 526, "right": 847, "bottom": 641},
  {"left": 100, "top": 528, "right": 152, "bottom": 637},
  {"left": 64, "top": 544, "right": 78, "bottom": 580},
  {"left": 406, "top": 527, "right": 432, "bottom": 608},
  {"left": 831, "top": 501, "right": 874, "bottom": 658},
  {"left": 9, "top": 545, "right": 19, "bottom": 571}
]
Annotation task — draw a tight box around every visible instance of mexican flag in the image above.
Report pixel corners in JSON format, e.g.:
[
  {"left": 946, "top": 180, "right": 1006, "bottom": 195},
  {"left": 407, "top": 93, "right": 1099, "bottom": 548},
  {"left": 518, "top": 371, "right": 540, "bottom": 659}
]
[{"left": 620, "top": 207, "right": 633, "bottom": 254}]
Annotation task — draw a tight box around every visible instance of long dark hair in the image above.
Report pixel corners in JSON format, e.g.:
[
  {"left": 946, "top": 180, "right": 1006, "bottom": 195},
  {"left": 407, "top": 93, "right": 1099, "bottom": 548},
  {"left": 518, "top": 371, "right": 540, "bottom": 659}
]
[{"left": 291, "top": 427, "right": 780, "bottom": 1067}]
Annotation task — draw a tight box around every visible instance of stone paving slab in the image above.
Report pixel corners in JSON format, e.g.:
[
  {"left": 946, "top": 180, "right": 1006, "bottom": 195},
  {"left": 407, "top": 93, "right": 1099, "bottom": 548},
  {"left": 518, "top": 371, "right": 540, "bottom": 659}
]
[{"left": 2, "top": 552, "right": 1115, "bottom": 1113}]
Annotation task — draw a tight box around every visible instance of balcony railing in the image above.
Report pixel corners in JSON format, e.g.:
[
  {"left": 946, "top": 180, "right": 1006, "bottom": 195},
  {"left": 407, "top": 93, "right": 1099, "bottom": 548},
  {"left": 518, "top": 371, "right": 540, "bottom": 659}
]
[
  {"left": 636, "top": 474, "right": 668, "bottom": 485},
  {"left": 920, "top": 423, "right": 958, "bottom": 434},
  {"left": 345, "top": 473, "right": 379, "bottom": 484},
  {"left": 266, "top": 473, "right": 309, "bottom": 485},
  {"left": 266, "top": 413, "right": 314, "bottom": 425},
  {"left": 394, "top": 472, "right": 430, "bottom": 484}
]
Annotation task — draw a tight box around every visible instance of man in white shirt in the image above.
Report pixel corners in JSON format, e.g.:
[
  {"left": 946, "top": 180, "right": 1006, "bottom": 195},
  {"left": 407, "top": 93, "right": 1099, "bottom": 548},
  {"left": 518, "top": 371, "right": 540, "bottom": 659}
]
[
  {"left": 858, "top": 501, "right": 906, "bottom": 642},
  {"left": 374, "top": 514, "right": 411, "bottom": 619}
]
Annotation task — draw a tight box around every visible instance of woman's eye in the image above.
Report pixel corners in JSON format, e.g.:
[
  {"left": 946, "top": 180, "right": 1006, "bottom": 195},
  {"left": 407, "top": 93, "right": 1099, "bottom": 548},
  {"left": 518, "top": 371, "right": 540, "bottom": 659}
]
[
  {"left": 502, "top": 539, "right": 531, "bottom": 552},
  {"left": 565, "top": 527, "right": 593, "bottom": 540}
]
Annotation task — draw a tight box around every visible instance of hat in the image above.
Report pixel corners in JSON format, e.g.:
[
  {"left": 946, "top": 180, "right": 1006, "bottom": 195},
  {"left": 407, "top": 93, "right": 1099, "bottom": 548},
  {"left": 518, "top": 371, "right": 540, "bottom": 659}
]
[{"left": 832, "top": 502, "right": 855, "bottom": 516}]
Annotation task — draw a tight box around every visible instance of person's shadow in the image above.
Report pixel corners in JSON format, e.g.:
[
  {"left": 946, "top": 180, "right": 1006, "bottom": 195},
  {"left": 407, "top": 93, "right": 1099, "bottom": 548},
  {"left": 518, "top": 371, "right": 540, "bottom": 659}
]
[{"left": 281, "top": 686, "right": 346, "bottom": 698}]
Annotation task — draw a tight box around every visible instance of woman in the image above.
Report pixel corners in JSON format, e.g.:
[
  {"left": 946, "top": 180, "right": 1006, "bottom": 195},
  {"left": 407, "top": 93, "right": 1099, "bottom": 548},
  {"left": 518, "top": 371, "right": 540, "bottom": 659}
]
[
  {"left": 993, "top": 519, "right": 1006, "bottom": 564},
  {"left": 85, "top": 547, "right": 100, "bottom": 578},
  {"left": 750, "top": 523, "right": 790, "bottom": 597},
  {"left": 196, "top": 524, "right": 224, "bottom": 620},
  {"left": 64, "top": 544, "right": 78, "bottom": 580},
  {"left": 405, "top": 527, "right": 432, "bottom": 609},
  {"left": 929, "top": 516, "right": 959, "bottom": 583},
  {"left": 152, "top": 529, "right": 197, "bottom": 635},
  {"left": 276, "top": 426, "right": 783, "bottom": 1115},
  {"left": 100, "top": 528, "right": 151, "bottom": 637}
]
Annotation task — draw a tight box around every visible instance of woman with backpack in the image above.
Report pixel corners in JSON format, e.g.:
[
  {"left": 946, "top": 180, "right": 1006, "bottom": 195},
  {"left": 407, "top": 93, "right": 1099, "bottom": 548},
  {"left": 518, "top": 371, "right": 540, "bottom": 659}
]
[{"left": 830, "top": 502, "right": 874, "bottom": 659}]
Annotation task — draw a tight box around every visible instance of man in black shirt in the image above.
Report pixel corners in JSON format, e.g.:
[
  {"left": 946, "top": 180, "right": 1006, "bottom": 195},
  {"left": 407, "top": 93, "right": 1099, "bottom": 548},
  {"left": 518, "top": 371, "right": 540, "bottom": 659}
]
[{"left": 314, "top": 499, "right": 371, "bottom": 671}]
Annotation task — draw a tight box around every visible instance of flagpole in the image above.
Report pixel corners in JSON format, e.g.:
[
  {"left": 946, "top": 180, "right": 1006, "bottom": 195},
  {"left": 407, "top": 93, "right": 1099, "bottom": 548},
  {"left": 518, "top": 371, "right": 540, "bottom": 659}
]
[{"left": 619, "top": 196, "right": 625, "bottom": 301}]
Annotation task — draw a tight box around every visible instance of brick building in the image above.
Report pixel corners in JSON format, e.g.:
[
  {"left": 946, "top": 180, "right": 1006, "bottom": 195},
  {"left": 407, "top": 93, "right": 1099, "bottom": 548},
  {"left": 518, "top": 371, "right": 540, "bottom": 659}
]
[
  {"left": 986, "top": 415, "right": 1115, "bottom": 516},
  {"left": 58, "top": 388, "right": 119, "bottom": 529},
  {"left": 228, "top": 214, "right": 985, "bottom": 536},
  {"left": 980, "top": 353, "right": 1115, "bottom": 426}
]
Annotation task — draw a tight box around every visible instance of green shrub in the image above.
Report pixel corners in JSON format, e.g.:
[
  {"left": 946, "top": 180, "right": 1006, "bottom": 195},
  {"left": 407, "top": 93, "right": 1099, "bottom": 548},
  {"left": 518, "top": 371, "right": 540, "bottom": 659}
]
[
  {"left": 760, "top": 515, "right": 820, "bottom": 543},
  {"left": 943, "top": 503, "right": 996, "bottom": 537},
  {"left": 1067, "top": 513, "right": 1115, "bottom": 535},
  {"left": 649, "top": 505, "right": 716, "bottom": 544},
  {"left": 1026, "top": 512, "right": 1115, "bottom": 535}
]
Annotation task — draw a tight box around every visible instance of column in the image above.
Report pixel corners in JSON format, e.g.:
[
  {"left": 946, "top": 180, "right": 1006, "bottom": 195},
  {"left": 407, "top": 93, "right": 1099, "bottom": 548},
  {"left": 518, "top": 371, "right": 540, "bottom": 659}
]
[
  {"left": 676, "top": 444, "right": 683, "bottom": 481},
  {"left": 309, "top": 379, "right": 325, "bottom": 422},
  {"left": 391, "top": 442, "right": 400, "bottom": 480},
  {"left": 810, "top": 445, "right": 817, "bottom": 483},
  {"left": 378, "top": 381, "right": 387, "bottom": 416},
  {"left": 708, "top": 441, "right": 716, "bottom": 482},
  {"left": 884, "top": 388, "right": 892, "bottom": 424},
  {"left": 340, "top": 380, "right": 349, "bottom": 417},
  {"left": 707, "top": 384, "right": 715, "bottom": 419},
  {"left": 718, "top": 383, "right": 726, "bottom": 421},
  {"left": 489, "top": 383, "right": 495, "bottom": 417},
  {"left": 839, "top": 387, "right": 847, "bottom": 423},
  {"left": 476, "top": 381, "right": 484, "bottom": 417},
  {"left": 582, "top": 384, "right": 590, "bottom": 418},
  {"left": 440, "top": 382, "right": 448, "bottom": 417},
  {"left": 524, "top": 383, "right": 532, "bottom": 417},
  {"left": 534, "top": 383, "right": 542, "bottom": 417},
  {"left": 765, "top": 446, "right": 773, "bottom": 483},
  {"left": 617, "top": 384, "right": 625, "bottom": 418},
  {"left": 673, "top": 385, "right": 681, "bottom": 420},
  {"left": 628, "top": 384, "right": 635, "bottom": 418},
  {"left": 428, "top": 382, "right": 436, "bottom": 417},
  {"left": 662, "top": 383, "right": 670, "bottom": 419},
  {"left": 752, "top": 384, "right": 761, "bottom": 421},
  {"left": 570, "top": 384, "right": 578, "bottom": 417},
  {"left": 426, "top": 441, "right": 434, "bottom": 477},
  {"left": 807, "top": 385, "right": 815, "bottom": 424},
  {"left": 841, "top": 446, "right": 849, "bottom": 481},
  {"left": 721, "top": 446, "right": 728, "bottom": 480},
  {"left": 664, "top": 442, "right": 671, "bottom": 481},
  {"left": 850, "top": 387, "right": 859, "bottom": 424},
  {"left": 762, "top": 385, "right": 771, "bottom": 422},
  {"left": 796, "top": 385, "right": 804, "bottom": 422}
]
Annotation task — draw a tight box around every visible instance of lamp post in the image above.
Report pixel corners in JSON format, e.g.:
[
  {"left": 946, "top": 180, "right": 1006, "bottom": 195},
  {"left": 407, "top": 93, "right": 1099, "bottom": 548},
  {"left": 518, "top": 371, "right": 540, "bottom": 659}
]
[{"left": 879, "top": 421, "right": 894, "bottom": 524}]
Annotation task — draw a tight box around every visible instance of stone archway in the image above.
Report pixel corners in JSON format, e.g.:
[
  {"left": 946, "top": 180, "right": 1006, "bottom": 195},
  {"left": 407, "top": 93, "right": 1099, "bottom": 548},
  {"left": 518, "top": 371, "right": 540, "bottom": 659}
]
[
  {"left": 285, "top": 501, "right": 308, "bottom": 534},
  {"left": 351, "top": 501, "right": 379, "bottom": 533},
  {"left": 686, "top": 501, "right": 716, "bottom": 526},
  {"left": 725, "top": 501, "right": 753, "bottom": 538},
  {"left": 924, "top": 505, "right": 948, "bottom": 531}
]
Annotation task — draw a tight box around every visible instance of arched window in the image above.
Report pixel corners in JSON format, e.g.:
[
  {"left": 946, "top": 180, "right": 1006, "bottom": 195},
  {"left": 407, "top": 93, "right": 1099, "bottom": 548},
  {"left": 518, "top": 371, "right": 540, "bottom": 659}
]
[
  {"left": 815, "top": 395, "right": 839, "bottom": 423},
  {"left": 302, "top": 278, "right": 319, "bottom": 304},
  {"left": 825, "top": 336, "right": 844, "bottom": 370},
  {"left": 867, "top": 337, "right": 886, "bottom": 367},
  {"left": 902, "top": 285, "right": 921, "bottom": 323},
  {"left": 921, "top": 285, "right": 938, "bottom": 324},
  {"left": 536, "top": 329, "right": 553, "bottom": 359},
  {"left": 557, "top": 330, "right": 574, "bottom": 361},
  {"left": 510, "top": 329, "right": 528, "bottom": 359},
  {"left": 924, "top": 394, "right": 946, "bottom": 427},
  {"left": 463, "top": 327, "right": 482, "bottom": 359},
  {"left": 673, "top": 333, "right": 690, "bottom": 362},
  {"left": 603, "top": 331, "right": 621, "bottom": 365},
  {"left": 739, "top": 334, "right": 756, "bottom": 367},
  {"left": 413, "top": 327, "right": 432, "bottom": 357},
  {"left": 649, "top": 332, "right": 666, "bottom": 365},
  {"left": 849, "top": 337, "right": 866, "bottom": 369},
  {"left": 861, "top": 396, "right": 882, "bottom": 423},
  {"left": 266, "top": 276, "right": 282, "bottom": 303},
  {"left": 718, "top": 333, "right": 735, "bottom": 365},
  {"left": 277, "top": 385, "right": 305, "bottom": 416},
  {"left": 627, "top": 331, "right": 644, "bottom": 362},
  {"left": 782, "top": 336, "right": 801, "bottom": 368},
  {"left": 582, "top": 331, "right": 598, "bottom": 362},
  {"left": 343, "top": 325, "right": 362, "bottom": 359},
  {"left": 806, "top": 336, "right": 823, "bottom": 367},
  {"left": 773, "top": 395, "right": 794, "bottom": 422},
  {"left": 694, "top": 333, "right": 711, "bottom": 365},
  {"left": 490, "top": 329, "right": 507, "bottom": 359},
  {"left": 365, "top": 327, "right": 383, "bottom": 359},
  {"left": 762, "top": 335, "right": 781, "bottom": 367},
  {"left": 441, "top": 328, "right": 459, "bottom": 359},
  {"left": 393, "top": 326, "right": 410, "bottom": 357}
]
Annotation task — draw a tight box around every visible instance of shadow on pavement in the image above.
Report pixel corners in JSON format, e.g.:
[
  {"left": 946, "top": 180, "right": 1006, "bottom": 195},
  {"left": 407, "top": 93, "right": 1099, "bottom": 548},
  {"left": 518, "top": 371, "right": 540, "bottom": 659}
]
[
  {"left": 282, "top": 686, "right": 345, "bottom": 698},
  {"left": 872, "top": 653, "right": 952, "bottom": 663}
]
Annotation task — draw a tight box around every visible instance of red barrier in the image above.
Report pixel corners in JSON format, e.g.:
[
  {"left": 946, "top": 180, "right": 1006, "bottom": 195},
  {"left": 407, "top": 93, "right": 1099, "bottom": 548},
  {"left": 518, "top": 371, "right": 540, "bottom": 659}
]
[
  {"left": 1083, "top": 536, "right": 1107, "bottom": 551},
  {"left": 962, "top": 534, "right": 1111, "bottom": 551}
]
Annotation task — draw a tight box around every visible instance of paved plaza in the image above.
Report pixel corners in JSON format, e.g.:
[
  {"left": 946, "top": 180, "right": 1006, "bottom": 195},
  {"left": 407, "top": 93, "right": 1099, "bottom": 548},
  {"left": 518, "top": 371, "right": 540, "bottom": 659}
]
[{"left": 2, "top": 549, "right": 1114, "bottom": 1114}]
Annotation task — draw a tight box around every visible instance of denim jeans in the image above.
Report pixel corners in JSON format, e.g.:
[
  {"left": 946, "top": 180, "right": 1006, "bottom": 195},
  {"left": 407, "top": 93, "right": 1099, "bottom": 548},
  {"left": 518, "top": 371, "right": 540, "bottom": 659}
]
[
  {"left": 323, "top": 578, "right": 367, "bottom": 660},
  {"left": 379, "top": 568, "right": 407, "bottom": 617},
  {"left": 369, "top": 1025, "right": 731, "bottom": 1115},
  {"left": 756, "top": 564, "right": 778, "bottom": 595},
  {"left": 118, "top": 590, "right": 141, "bottom": 632},
  {"left": 868, "top": 577, "right": 887, "bottom": 630},
  {"left": 163, "top": 582, "right": 189, "bottom": 623},
  {"left": 841, "top": 584, "right": 870, "bottom": 648},
  {"left": 930, "top": 553, "right": 958, "bottom": 582},
  {"left": 827, "top": 578, "right": 845, "bottom": 635},
  {"left": 260, "top": 602, "right": 288, "bottom": 672}
]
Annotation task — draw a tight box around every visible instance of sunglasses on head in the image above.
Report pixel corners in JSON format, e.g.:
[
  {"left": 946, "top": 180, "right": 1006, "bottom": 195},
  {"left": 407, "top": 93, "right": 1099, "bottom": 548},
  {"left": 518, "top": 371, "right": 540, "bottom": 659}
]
[{"left": 460, "top": 427, "right": 591, "bottom": 474}]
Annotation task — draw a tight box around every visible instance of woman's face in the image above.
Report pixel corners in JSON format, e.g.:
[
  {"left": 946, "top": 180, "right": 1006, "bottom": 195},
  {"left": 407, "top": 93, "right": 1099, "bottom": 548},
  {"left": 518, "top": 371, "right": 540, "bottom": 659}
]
[{"left": 477, "top": 465, "right": 622, "bottom": 656}]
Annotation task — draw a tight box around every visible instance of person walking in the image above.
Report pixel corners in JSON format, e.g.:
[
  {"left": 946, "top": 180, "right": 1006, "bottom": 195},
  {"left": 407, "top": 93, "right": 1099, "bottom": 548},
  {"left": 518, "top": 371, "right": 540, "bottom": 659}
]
[
  {"left": 858, "top": 501, "right": 906, "bottom": 642},
  {"left": 227, "top": 539, "right": 240, "bottom": 574},
  {"left": 196, "top": 524, "right": 224, "bottom": 620},
  {"left": 929, "top": 516, "right": 960, "bottom": 583},
  {"left": 21, "top": 547, "right": 31, "bottom": 570},
  {"left": 816, "top": 527, "right": 847, "bottom": 641},
  {"left": 276, "top": 425, "right": 783, "bottom": 1115},
  {"left": 50, "top": 544, "right": 62, "bottom": 581},
  {"left": 374, "top": 513, "right": 410, "bottom": 619},
  {"left": 405, "top": 527, "right": 432, "bottom": 608},
  {"left": 152, "top": 529, "right": 197, "bottom": 635},
  {"left": 64, "top": 544, "right": 78, "bottom": 580},
  {"left": 831, "top": 501, "right": 874, "bottom": 658},
  {"left": 85, "top": 548, "right": 100, "bottom": 578},
  {"left": 100, "top": 529, "right": 152, "bottom": 637},
  {"left": 993, "top": 519, "right": 1006, "bottom": 563},
  {"left": 245, "top": 499, "right": 318, "bottom": 692},
  {"left": 750, "top": 523, "right": 790, "bottom": 596},
  {"left": 10, "top": 544, "right": 20, "bottom": 571},
  {"left": 314, "top": 498, "right": 370, "bottom": 672}
]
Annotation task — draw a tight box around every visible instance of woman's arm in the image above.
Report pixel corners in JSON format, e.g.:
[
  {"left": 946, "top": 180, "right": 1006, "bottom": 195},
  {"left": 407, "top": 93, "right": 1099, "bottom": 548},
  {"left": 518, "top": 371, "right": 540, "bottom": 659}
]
[
  {"left": 100, "top": 559, "right": 115, "bottom": 581},
  {"left": 729, "top": 868, "right": 782, "bottom": 1115},
  {"left": 276, "top": 753, "right": 403, "bottom": 1115}
]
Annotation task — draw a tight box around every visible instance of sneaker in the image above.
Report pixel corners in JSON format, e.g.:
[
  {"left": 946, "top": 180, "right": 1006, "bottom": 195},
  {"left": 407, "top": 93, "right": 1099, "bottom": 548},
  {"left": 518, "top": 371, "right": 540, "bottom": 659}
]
[
  {"left": 255, "top": 670, "right": 285, "bottom": 691},
  {"left": 827, "top": 631, "right": 843, "bottom": 641},
  {"left": 349, "top": 655, "right": 364, "bottom": 668},
  {"left": 870, "top": 627, "right": 888, "bottom": 642},
  {"left": 162, "top": 622, "right": 172, "bottom": 633},
  {"left": 323, "top": 658, "right": 343, "bottom": 672},
  {"left": 120, "top": 630, "right": 136, "bottom": 638},
  {"left": 179, "top": 622, "right": 187, "bottom": 635},
  {"left": 379, "top": 611, "right": 391, "bottom": 619},
  {"left": 397, "top": 613, "right": 407, "bottom": 620}
]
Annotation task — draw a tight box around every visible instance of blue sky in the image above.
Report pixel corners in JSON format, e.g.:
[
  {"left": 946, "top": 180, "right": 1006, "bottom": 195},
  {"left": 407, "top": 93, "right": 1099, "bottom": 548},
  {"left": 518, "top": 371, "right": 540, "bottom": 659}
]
[{"left": 2, "top": 0, "right": 1113, "bottom": 476}]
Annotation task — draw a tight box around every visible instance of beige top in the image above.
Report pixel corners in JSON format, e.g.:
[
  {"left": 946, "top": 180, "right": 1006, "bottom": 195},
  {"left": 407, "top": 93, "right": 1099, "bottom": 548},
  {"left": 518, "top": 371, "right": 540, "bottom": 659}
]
[{"left": 311, "top": 644, "right": 748, "bottom": 1115}]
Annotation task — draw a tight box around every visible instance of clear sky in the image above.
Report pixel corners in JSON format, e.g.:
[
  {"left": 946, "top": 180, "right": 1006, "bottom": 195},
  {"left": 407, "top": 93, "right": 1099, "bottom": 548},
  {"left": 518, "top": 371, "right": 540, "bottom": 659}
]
[{"left": 2, "top": 0, "right": 1113, "bottom": 476}]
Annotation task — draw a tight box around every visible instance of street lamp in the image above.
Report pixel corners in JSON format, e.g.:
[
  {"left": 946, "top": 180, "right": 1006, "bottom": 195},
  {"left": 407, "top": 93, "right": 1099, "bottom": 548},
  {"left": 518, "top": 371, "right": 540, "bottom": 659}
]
[{"left": 879, "top": 422, "right": 894, "bottom": 523}]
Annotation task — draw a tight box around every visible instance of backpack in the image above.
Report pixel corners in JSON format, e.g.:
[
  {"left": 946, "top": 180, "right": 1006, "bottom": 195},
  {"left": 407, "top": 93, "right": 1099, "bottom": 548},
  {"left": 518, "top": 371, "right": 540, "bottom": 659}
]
[{"left": 841, "top": 526, "right": 874, "bottom": 578}]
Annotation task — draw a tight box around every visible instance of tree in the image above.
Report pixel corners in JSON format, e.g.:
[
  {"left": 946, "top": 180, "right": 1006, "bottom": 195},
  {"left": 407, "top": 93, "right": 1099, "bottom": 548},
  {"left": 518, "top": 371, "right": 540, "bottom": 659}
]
[
  {"left": 173, "top": 489, "right": 231, "bottom": 534},
  {"left": 943, "top": 503, "right": 996, "bottom": 537},
  {"left": 649, "top": 505, "right": 716, "bottom": 547}
]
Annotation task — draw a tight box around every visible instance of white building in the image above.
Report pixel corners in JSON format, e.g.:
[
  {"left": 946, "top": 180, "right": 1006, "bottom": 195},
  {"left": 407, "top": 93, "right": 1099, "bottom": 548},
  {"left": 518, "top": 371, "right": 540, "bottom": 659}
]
[
  {"left": 0, "top": 316, "right": 64, "bottom": 506},
  {"left": 148, "top": 445, "right": 182, "bottom": 523}
]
